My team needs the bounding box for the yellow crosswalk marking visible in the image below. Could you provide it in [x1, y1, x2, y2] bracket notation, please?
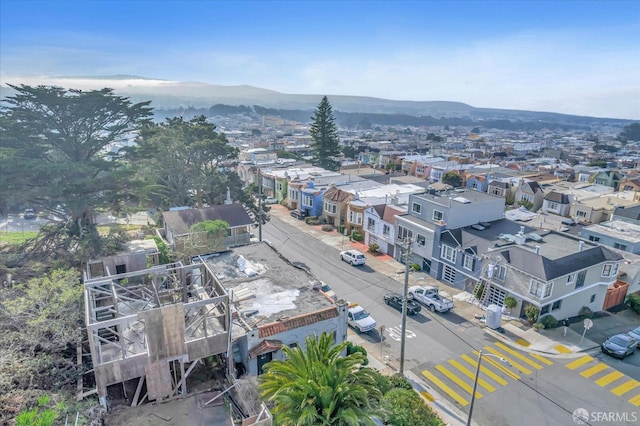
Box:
[595, 371, 624, 387]
[435, 365, 483, 399]
[421, 370, 469, 406]
[611, 379, 640, 396]
[448, 359, 497, 392]
[528, 352, 553, 366]
[554, 344, 572, 354]
[628, 393, 640, 407]
[473, 350, 520, 381]
[461, 354, 508, 386]
[494, 342, 543, 370]
[566, 355, 594, 370]
[420, 390, 435, 402]
[580, 363, 608, 378]
[483, 346, 533, 375]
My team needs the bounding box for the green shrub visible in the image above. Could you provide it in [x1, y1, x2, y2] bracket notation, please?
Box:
[578, 306, 594, 319]
[627, 293, 640, 314]
[525, 305, 540, 324]
[368, 242, 380, 253]
[533, 323, 545, 331]
[504, 296, 517, 313]
[345, 341, 369, 366]
[540, 314, 558, 329]
[474, 283, 485, 301]
[321, 224, 334, 232]
[351, 231, 363, 242]
[410, 263, 421, 271]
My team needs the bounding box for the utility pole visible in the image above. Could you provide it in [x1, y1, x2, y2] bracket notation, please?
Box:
[399, 237, 412, 375]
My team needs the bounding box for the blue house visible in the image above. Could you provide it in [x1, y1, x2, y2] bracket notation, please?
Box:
[300, 181, 326, 218]
[465, 174, 489, 192]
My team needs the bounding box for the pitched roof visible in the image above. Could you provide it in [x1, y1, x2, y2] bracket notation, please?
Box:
[249, 339, 283, 358]
[162, 204, 254, 235]
[544, 191, 571, 203]
[502, 245, 623, 280]
[258, 306, 339, 338]
[489, 180, 510, 189]
[323, 186, 353, 203]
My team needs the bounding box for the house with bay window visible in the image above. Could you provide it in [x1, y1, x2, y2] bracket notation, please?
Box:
[364, 203, 407, 257]
[477, 234, 624, 320]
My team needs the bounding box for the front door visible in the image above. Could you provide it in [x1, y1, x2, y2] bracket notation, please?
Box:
[423, 258, 431, 273]
[257, 352, 273, 375]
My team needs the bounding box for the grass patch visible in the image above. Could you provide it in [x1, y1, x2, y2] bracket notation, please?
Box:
[0, 231, 38, 245]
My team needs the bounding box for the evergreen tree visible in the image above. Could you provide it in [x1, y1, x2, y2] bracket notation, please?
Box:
[310, 96, 340, 171]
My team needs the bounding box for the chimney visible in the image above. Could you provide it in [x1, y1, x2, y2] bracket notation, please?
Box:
[535, 245, 540, 254]
[224, 187, 232, 205]
[578, 241, 584, 252]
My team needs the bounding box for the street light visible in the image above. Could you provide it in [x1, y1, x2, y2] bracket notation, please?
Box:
[467, 350, 512, 426]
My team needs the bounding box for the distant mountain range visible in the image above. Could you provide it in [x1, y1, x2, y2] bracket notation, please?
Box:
[0, 75, 633, 128]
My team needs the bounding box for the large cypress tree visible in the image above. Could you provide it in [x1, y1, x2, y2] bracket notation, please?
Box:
[310, 96, 340, 171]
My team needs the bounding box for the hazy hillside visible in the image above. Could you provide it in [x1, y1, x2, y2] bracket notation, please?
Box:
[0, 75, 633, 127]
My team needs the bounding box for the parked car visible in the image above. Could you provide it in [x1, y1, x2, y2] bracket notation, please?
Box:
[384, 292, 421, 315]
[627, 326, 640, 347]
[347, 303, 377, 333]
[264, 197, 279, 205]
[23, 208, 37, 219]
[340, 249, 366, 266]
[290, 209, 307, 220]
[408, 285, 454, 313]
[601, 334, 637, 359]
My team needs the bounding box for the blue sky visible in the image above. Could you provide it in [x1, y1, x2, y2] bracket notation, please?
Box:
[1, 0, 639, 119]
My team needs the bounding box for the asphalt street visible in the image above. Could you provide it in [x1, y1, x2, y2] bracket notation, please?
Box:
[263, 216, 640, 426]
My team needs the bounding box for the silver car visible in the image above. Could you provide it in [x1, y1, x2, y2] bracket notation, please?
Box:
[628, 326, 640, 347]
[601, 334, 637, 359]
[340, 249, 366, 266]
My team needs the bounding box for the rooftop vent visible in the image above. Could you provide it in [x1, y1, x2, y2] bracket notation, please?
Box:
[471, 224, 486, 231]
[453, 197, 471, 204]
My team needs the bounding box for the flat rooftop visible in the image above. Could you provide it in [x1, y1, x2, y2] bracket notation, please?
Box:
[413, 188, 504, 207]
[584, 220, 640, 243]
[204, 242, 335, 336]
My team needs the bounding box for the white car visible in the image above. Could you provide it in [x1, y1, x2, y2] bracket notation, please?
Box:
[340, 249, 366, 266]
[628, 326, 640, 347]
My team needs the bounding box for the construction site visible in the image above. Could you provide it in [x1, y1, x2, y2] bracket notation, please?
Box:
[80, 242, 272, 426]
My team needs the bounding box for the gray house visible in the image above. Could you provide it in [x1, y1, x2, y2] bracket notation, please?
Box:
[542, 191, 572, 217]
[580, 221, 640, 254]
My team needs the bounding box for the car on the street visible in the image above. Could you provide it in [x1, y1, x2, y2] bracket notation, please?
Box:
[290, 209, 307, 220]
[340, 249, 366, 266]
[601, 334, 637, 359]
[23, 209, 37, 219]
[408, 285, 454, 313]
[627, 326, 640, 347]
[263, 197, 279, 205]
[383, 292, 422, 315]
[347, 303, 377, 333]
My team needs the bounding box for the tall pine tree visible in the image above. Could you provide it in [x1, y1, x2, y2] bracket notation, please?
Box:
[310, 96, 340, 171]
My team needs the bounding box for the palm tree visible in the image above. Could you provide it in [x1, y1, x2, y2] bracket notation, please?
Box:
[259, 332, 381, 425]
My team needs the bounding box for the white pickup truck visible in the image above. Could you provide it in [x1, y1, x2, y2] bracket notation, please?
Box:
[347, 304, 377, 333]
[408, 285, 454, 313]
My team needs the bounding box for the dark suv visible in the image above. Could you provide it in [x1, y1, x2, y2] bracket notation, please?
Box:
[23, 209, 37, 219]
[290, 209, 307, 220]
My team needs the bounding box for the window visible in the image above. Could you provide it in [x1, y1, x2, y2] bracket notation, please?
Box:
[529, 280, 544, 297]
[412, 202, 422, 214]
[383, 224, 390, 237]
[602, 263, 619, 277]
[416, 234, 426, 246]
[441, 245, 457, 263]
[397, 226, 413, 241]
[302, 195, 313, 207]
[521, 194, 533, 202]
[324, 201, 337, 214]
[463, 255, 474, 271]
[349, 210, 362, 225]
[433, 210, 444, 222]
[367, 218, 376, 232]
[588, 235, 600, 242]
[289, 189, 298, 200]
[494, 265, 507, 282]
[590, 294, 596, 303]
[567, 274, 575, 285]
[547, 202, 558, 210]
[613, 242, 627, 251]
[529, 279, 552, 299]
[443, 265, 456, 284]
[575, 270, 586, 289]
[552, 300, 562, 311]
[540, 305, 550, 315]
[576, 210, 587, 218]
[276, 182, 283, 191]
